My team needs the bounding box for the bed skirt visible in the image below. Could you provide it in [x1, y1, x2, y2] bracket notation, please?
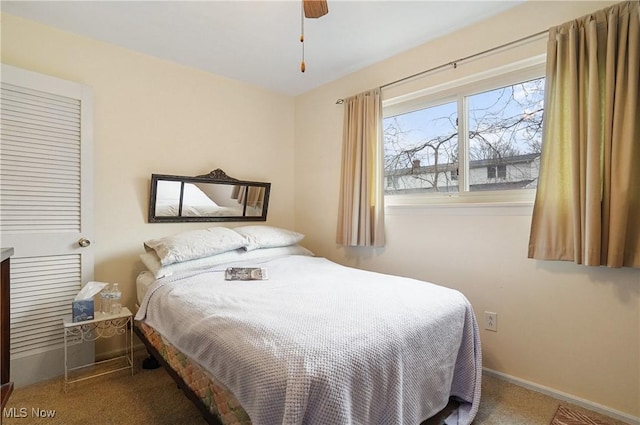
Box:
[135, 321, 252, 425]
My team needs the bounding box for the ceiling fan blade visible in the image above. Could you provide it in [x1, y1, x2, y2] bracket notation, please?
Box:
[303, 0, 328, 19]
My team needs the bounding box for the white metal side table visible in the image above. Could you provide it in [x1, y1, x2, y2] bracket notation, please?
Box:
[62, 307, 134, 391]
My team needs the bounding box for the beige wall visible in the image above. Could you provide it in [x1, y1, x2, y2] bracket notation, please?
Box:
[295, 0, 639, 420]
[1, 13, 295, 353]
[1, 1, 639, 420]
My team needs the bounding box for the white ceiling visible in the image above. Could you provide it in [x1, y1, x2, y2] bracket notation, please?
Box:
[1, 1, 524, 96]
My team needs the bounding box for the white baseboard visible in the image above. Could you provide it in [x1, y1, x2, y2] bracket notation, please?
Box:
[483, 368, 640, 425]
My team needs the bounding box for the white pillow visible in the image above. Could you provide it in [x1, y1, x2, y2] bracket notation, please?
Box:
[140, 245, 314, 279]
[233, 225, 305, 251]
[144, 226, 247, 266]
[183, 183, 218, 207]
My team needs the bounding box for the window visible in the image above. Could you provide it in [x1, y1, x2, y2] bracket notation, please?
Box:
[384, 100, 458, 194]
[383, 61, 545, 203]
[486, 165, 507, 179]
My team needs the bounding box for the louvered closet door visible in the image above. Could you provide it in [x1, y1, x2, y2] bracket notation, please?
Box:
[0, 64, 93, 386]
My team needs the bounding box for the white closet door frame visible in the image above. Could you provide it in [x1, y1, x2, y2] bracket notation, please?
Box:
[1, 64, 94, 386]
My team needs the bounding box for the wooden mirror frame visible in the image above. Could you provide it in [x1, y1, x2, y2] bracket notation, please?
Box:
[148, 169, 271, 223]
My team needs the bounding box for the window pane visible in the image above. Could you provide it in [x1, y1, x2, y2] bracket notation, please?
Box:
[467, 77, 544, 191]
[383, 101, 458, 195]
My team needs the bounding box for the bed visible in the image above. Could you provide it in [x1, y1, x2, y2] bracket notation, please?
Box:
[154, 181, 245, 217]
[134, 225, 482, 425]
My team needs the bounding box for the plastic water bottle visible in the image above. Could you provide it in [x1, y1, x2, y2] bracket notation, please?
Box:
[100, 284, 112, 314]
[111, 283, 122, 314]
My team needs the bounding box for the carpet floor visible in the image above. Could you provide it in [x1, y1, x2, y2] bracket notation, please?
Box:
[3, 356, 630, 425]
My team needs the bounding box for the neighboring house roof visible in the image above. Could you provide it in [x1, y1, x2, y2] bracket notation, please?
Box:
[468, 153, 540, 168]
[386, 153, 540, 177]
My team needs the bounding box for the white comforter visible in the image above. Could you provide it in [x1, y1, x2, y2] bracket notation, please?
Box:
[155, 202, 242, 217]
[136, 255, 481, 425]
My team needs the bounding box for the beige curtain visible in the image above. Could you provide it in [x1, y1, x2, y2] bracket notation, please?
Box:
[528, 1, 640, 267]
[231, 185, 264, 208]
[336, 88, 385, 247]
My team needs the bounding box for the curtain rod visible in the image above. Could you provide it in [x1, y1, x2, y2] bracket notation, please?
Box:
[335, 29, 549, 104]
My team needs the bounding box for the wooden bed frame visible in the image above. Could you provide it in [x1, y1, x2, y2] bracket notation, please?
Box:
[133, 323, 224, 425]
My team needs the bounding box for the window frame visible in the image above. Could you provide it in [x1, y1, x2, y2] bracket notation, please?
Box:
[383, 55, 546, 207]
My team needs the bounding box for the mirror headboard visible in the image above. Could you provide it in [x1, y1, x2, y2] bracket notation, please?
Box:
[148, 169, 271, 223]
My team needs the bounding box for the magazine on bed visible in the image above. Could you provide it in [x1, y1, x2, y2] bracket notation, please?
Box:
[225, 267, 269, 281]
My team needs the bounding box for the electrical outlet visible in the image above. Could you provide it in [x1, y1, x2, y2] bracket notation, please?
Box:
[484, 311, 498, 332]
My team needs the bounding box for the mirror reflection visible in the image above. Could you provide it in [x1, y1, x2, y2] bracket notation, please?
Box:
[148, 170, 270, 223]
